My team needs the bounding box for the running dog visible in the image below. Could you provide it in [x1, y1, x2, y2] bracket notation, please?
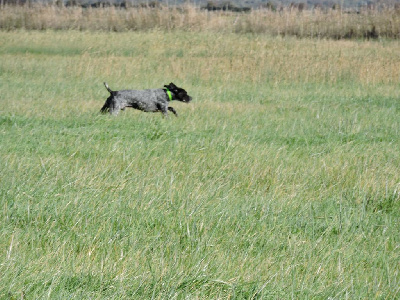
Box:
[100, 82, 192, 117]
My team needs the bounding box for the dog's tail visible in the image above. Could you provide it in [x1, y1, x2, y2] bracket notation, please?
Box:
[104, 82, 113, 94]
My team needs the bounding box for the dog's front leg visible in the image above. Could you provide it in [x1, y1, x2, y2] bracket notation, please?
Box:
[156, 103, 170, 117]
[168, 107, 178, 117]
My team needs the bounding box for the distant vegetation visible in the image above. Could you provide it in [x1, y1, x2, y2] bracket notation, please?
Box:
[1, 2, 400, 40]
[2, 0, 400, 10]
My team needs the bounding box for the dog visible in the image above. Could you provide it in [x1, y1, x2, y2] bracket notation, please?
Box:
[100, 82, 192, 117]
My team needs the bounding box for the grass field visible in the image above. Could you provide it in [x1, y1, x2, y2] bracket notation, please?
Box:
[1, 30, 400, 298]
[1, 4, 400, 39]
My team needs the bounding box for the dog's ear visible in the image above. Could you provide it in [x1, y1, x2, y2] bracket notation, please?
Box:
[169, 82, 177, 89]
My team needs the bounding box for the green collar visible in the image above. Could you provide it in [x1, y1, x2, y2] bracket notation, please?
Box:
[165, 88, 173, 101]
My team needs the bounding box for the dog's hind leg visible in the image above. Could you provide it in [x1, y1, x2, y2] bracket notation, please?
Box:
[100, 95, 113, 113]
[109, 103, 121, 116]
[100, 103, 109, 113]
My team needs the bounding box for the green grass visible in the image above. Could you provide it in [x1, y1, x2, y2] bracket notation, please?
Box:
[1, 30, 400, 299]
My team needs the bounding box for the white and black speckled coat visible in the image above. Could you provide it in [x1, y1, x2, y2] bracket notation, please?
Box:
[100, 82, 192, 117]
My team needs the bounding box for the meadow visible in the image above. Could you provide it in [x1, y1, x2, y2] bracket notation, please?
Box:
[1, 4, 400, 39]
[1, 27, 400, 298]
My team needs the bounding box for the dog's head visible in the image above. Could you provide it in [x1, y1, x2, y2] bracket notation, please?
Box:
[164, 83, 192, 103]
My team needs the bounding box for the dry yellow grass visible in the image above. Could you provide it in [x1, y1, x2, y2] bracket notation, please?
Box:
[1, 4, 400, 39]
